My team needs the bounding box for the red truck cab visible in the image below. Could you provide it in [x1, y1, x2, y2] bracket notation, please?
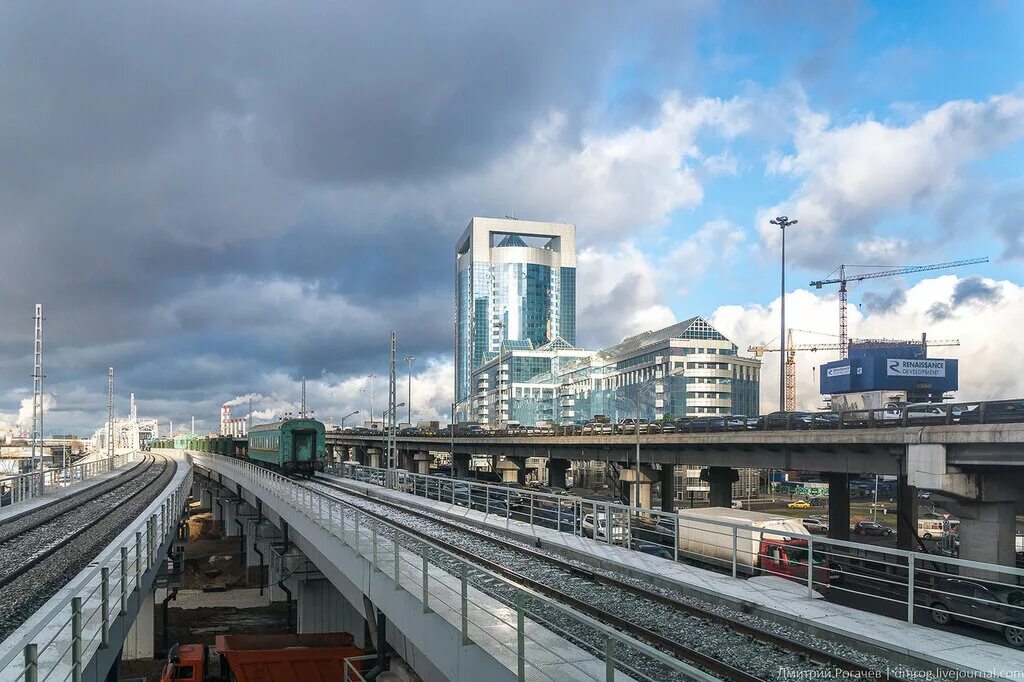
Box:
[761, 538, 832, 587]
[160, 643, 207, 682]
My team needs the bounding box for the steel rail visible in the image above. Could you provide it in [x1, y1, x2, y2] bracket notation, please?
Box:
[309, 477, 890, 682]
[0, 455, 169, 592]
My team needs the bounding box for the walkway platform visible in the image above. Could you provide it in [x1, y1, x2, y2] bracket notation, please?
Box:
[0, 452, 144, 525]
[321, 472, 1024, 680]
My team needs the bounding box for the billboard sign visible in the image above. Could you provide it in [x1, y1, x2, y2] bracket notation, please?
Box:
[826, 365, 851, 378]
[886, 359, 945, 377]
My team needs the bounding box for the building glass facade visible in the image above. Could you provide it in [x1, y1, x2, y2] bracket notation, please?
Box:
[456, 218, 577, 408]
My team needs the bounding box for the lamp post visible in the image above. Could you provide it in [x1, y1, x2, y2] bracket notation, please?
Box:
[404, 356, 415, 426]
[341, 410, 358, 429]
[770, 216, 797, 412]
[615, 369, 682, 510]
[367, 373, 376, 426]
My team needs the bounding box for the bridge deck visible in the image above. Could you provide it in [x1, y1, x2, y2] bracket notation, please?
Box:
[320, 471, 1024, 679]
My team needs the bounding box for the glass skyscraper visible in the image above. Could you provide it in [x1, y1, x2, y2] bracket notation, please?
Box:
[455, 218, 577, 408]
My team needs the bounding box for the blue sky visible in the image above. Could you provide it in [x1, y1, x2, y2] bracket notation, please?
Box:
[0, 1, 1021, 435]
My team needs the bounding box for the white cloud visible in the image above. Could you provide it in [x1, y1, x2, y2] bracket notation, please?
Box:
[576, 244, 675, 348]
[711, 275, 1024, 411]
[758, 93, 1024, 263]
[855, 236, 910, 261]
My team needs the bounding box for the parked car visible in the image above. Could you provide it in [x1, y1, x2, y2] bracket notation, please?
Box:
[802, 518, 829, 535]
[928, 578, 1024, 647]
[726, 415, 750, 430]
[758, 411, 815, 430]
[690, 416, 726, 432]
[787, 500, 811, 509]
[631, 539, 674, 559]
[617, 418, 651, 434]
[959, 400, 1024, 424]
[854, 521, 894, 536]
[581, 512, 627, 544]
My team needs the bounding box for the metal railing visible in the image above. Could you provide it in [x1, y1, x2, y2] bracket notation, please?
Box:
[0, 457, 191, 682]
[193, 453, 714, 681]
[0, 451, 140, 509]
[328, 462, 1024, 651]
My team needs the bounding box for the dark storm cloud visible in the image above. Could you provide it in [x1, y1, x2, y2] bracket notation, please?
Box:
[860, 289, 906, 315]
[990, 184, 1024, 259]
[0, 2, 720, 433]
[951, 276, 1001, 307]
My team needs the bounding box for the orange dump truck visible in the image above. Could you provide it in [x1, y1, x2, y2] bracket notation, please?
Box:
[160, 633, 365, 682]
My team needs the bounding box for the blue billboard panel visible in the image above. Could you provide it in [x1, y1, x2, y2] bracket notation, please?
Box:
[821, 353, 958, 394]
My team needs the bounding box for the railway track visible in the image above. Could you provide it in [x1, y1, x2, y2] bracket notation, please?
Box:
[308, 476, 926, 682]
[0, 454, 176, 642]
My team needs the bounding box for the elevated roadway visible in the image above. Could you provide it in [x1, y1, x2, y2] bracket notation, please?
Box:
[327, 422, 1024, 567]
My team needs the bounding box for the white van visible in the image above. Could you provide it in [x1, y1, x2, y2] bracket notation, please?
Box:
[918, 517, 958, 540]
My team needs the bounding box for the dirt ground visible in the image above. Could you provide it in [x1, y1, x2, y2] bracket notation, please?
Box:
[117, 512, 290, 681]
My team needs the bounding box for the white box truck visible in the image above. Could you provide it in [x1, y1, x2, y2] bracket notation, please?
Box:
[675, 507, 832, 587]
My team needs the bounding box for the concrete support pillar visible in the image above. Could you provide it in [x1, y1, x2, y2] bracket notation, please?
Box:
[619, 466, 657, 509]
[123, 589, 155, 660]
[659, 465, 676, 513]
[495, 458, 521, 483]
[825, 472, 851, 542]
[453, 453, 470, 479]
[626, 482, 652, 510]
[367, 448, 382, 469]
[701, 466, 739, 508]
[222, 499, 239, 537]
[896, 474, 919, 552]
[354, 447, 367, 466]
[403, 451, 417, 473]
[325, 443, 335, 464]
[297, 578, 365, 645]
[414, 452, 431, 475]
[958, 500, 1018, 568]
[548, 458, 568, 489]
[507, 456, 524, 483]
[199, 487, 213, 511]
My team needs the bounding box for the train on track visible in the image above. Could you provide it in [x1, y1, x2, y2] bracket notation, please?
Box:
[151, 418, 326, 477]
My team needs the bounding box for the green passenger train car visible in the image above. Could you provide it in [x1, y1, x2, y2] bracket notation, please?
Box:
[247, 419, 326, 477]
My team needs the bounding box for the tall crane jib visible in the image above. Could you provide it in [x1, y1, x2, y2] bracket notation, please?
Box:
[809, 257, 988, 359]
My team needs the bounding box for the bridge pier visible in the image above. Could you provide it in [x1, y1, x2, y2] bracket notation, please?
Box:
[958, 500, 1019, 567]
[825, 472, 851, 542]
[367, 448, 382, 469]
[896, 474, 919, 552]
[659, 465, 675, 513]
[547, 458, 568, 489]
[247, 518, 280, 587]
[354, 446, 368, 466]
[619, 466, 657, 509]
[414, 452, 431, 475]
[495, 457, 527, 484]
[453, 453, 470, 479]
[701, 466, 738, 508]
[122, 588, 155, 660]
[907, 442, 1024, 566]
[297, 578, 366, 644]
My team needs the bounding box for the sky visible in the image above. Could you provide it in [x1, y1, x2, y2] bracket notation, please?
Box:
[0, 1, 1022, 437]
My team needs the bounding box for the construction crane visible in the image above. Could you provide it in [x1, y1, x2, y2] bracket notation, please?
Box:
[748, 330, 959, 411]
[809, 258, 988, 358]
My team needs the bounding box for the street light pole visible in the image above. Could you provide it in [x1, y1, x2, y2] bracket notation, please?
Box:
[404, 356, 415, 426]
[770, 216, 797, 412]
[341, 410, 358, 429]
[367, 373, 376, 427]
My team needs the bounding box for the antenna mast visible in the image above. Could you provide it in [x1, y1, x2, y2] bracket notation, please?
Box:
[31, 304, 45, 478]
[301, 377, 307, 418]
[387, 331, 397, 469]
[107, 367, 114, 458]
